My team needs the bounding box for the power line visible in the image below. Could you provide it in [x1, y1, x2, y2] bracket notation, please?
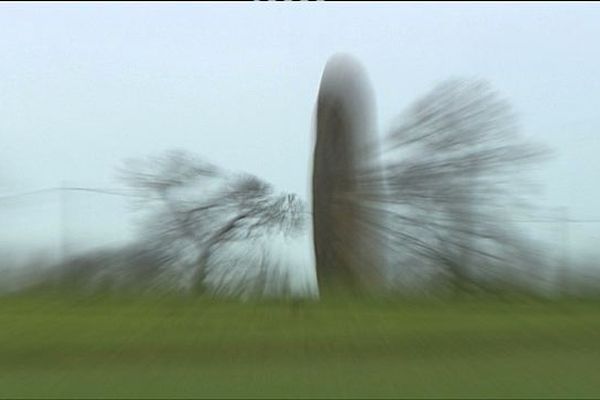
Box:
[0, 186, 138, 202]
[510, 219, 600, 223]
[2, 186, 600, 223]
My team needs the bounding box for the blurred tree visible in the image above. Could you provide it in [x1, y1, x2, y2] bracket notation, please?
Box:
[359, 79, 550, 294]
[118, 150, 317, 298]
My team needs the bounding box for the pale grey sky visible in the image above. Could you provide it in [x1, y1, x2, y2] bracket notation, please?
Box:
[1, 2, 599, 260]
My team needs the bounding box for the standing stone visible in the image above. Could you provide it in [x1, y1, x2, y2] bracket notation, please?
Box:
[312, 54, 384, 293]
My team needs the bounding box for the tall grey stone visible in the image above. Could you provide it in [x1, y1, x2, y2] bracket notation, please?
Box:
[312, 54, 384, 292]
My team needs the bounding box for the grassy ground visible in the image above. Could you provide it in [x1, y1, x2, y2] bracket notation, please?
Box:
[1, 292, 599, 398]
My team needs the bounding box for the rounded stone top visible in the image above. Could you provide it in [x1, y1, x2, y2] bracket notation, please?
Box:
[315, 53, 376, 151]
[318, 53, 373, 106]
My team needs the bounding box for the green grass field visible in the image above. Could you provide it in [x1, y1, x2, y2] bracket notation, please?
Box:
[1, 292, 599, 398]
